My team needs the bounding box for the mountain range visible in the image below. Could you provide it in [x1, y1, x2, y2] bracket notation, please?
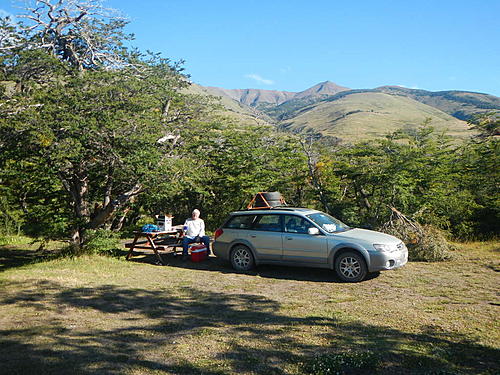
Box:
[191, 81, 500, 143]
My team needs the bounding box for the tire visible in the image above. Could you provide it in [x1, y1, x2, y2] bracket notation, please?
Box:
[262, 192, 282, 200]
[334, 251, 367, 282]
[230, 245, 255, 271]
[262, 192, 283, 207]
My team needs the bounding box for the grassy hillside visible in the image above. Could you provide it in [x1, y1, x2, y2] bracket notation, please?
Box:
[265, 87, 500, 123]
[0, 239, 498, 374]
[278, 92, 472, 142]
[181, 83, 274, 126]
[376, 86, 500, 120]
[187, 81, 498, 143]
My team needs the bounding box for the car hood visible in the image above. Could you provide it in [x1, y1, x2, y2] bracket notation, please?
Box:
[332, 228, 401, 244]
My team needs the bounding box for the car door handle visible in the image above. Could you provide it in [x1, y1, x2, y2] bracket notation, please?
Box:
[250, 235, 257, 238]
[285, 237, 293, 240]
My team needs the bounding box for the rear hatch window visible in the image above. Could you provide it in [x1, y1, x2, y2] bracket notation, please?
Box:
[224, 215, 256, 229]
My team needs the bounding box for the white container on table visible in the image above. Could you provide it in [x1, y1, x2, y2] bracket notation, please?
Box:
[156, 215, 173, 231]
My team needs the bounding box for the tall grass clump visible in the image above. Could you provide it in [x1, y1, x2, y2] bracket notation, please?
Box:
[0, 234, 33, 246]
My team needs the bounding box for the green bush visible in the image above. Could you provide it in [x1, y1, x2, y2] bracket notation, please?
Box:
[82, 229, 121, 256]
[301, 350, 380, 375]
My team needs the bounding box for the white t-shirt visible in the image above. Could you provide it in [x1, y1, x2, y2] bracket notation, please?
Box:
[184, 218, 205, 238]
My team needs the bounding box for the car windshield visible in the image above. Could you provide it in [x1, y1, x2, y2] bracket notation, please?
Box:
[306, 212, 350, 233]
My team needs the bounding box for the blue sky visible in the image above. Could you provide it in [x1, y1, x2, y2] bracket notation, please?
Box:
[1, 0, 499, 95]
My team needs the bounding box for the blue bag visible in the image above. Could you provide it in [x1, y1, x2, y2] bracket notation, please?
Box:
[142, 224, 160, 233]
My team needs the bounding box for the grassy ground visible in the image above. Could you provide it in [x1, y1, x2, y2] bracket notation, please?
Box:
[0, 239, 498, 375]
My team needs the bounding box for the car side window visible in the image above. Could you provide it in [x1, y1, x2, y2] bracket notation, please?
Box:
[252, 214, 282, 232]
[284, 215, 313, 234]
[225, 215, 256, 229]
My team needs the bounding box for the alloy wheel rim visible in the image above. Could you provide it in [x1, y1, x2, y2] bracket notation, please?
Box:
[234, 249, 250, 268]
[340, 257, 361, 278]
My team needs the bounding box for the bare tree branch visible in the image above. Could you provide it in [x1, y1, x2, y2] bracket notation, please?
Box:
[2, 0, 133, 71]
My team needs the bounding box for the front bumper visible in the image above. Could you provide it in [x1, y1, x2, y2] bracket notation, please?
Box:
[367, 248, 408, 272]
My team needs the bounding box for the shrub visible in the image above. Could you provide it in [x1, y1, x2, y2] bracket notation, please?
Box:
[378, 207, 454, 262]
[301, 350, 380, 375]
[82, 229, 121, 256]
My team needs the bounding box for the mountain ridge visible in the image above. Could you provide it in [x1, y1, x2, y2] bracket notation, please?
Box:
[196, 80, 500, 143]
[205, 80, 349, 107]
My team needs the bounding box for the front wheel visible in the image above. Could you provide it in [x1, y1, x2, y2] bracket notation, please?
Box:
[334, 251, 367, 282]
[230, 245, 255, 271]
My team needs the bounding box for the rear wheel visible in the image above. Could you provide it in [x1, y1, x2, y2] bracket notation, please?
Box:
[334, 251, 367, 282]
[230, 245, 255, 271]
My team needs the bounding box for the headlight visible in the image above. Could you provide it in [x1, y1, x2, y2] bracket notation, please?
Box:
[373, 243, 396, 252]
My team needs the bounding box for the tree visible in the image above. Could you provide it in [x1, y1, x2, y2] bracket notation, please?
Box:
[0, 0, 191, 248]
[0, 0, 133, 71]
[138, 119, 309, 228]
[468, 112, 500, 139]
[458, 113, 500, 236]
[315, 121, 479, 236]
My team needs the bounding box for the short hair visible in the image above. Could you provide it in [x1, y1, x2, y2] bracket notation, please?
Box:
[192, 209, 200, 215]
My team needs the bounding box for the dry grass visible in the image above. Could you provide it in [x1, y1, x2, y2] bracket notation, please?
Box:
[0, 239, 498, 374]
[280, 92, 472, 143]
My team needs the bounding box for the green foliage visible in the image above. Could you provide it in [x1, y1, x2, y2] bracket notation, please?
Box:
[0, 5, 191, 247]
[301, 350, 381, 375]
[118, 214, 155, 238]
[313, 120, 498, 240]
[458, 113, 500, 237]
[0, 195, 24, 236]
[139, 119, 308, 228]
[81, 229, 121, 256]
[468, 112, 499, 138]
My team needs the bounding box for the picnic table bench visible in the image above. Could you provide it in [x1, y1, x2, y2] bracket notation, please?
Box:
[125, 226, 184, 265]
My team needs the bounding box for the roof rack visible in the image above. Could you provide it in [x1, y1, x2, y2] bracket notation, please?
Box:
[247, 192, 287, 210]
[243, 206, 288, 211]
[240, 206, 310, 212]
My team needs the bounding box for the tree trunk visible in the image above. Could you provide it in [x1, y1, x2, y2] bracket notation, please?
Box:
[89, 183, 143, 230]
[58, 169, 89, 249]
[70, 227, 83, 250]
[300, 137, 332, 213]
[112, 206, 132, 232]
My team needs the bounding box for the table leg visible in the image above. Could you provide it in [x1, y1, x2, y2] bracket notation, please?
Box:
[126, 234, 140, 260]
[146, 235, 165, 265]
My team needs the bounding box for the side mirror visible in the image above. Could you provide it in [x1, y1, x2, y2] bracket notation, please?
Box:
[308, 227, 320, 235]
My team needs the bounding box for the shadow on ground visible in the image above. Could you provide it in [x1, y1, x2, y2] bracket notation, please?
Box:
[0, 247, 57, 272]
[0, 279, 498, 374]
[126, 250, 380, 283]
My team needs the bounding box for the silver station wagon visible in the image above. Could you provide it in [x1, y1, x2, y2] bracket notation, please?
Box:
[213, 208, 408, 282]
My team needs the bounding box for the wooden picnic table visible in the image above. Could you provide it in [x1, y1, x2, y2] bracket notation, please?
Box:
[125, 226, 183, 265]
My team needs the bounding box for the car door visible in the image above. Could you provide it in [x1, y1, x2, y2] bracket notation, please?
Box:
[282, 215, 328, 264]
[246, 214, 283, 261]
